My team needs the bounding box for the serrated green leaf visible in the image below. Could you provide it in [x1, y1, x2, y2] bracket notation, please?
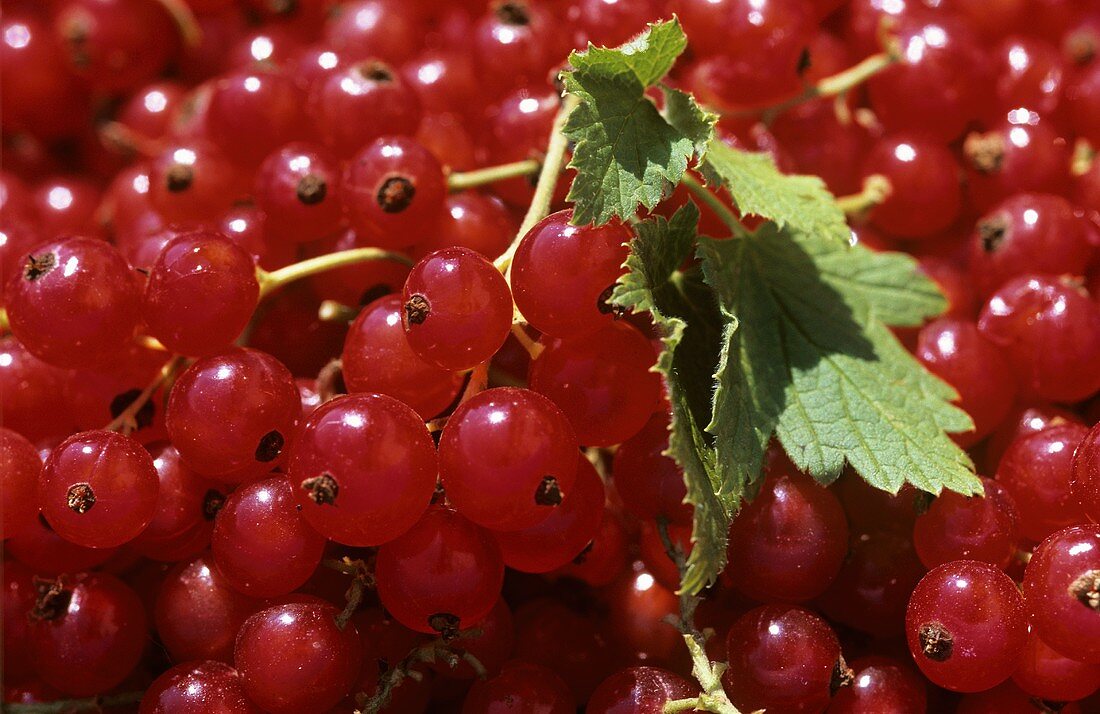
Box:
[700, 140, 850, 244]
[661, 86, 718, 160]
[698, 222, 981, 496]
[611, 203, 733, 593]
[562, 19, 716, 225]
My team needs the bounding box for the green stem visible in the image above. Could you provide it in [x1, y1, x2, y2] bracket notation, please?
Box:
[752, 51, 899, 123]
[494, 93, 580, 274]
[835, 174, 892, 217]
[103, 354, 186, 433]
[152, 0, 203, 47]
[446, 159, 542, 191]
[3, 691, 145, 713]
[257, 248, 414, 299]
[682, 174, 747, 239]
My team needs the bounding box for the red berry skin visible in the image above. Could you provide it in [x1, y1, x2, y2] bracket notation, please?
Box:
[530, 322, 661, 447]
[861, 136, 962, 239]
[554, 505, 632, 588]
[341, 136, 446, 250]
[30, 176, 102, 239]
[139, 660, 260, 714]
[1023, 524, 1100, 664]
[913, 477, 1020, 570]
[612, 412, 691, 525]
[968, 193, 1095, 298]
[287, 393, 438, 547]
[586, 666, 698, 714]
[1073, 422, 1100, 523]
[309, 60, 422, 158]
[827, 656, 928, 714]
[462, 660, 576, 714]
[0, 427, 42, 540]
[984, 404, 1084, 474]
[511, 210, 633, 338]
[5, 237, 140, 370]
[472, 3, 558, 97]
[38, 430, 159, 549]
[1065, 62, 1100, 146]
[166, 348, 301, 480]
[723, 605, 842, 714]
[150, 142, 245, 223]
[131, 442, 221, 560]
[254, 143, 343, 245]
[1011, 630, 1100, 702]
[3, 560, 37, 683]
[431, 597, 515, 681]
[142, 231, 259, 357]
[978, 275, 1100, 403]
[28, 572, 147, 697]
[440, 387, 579, 532]
[402, 247, 513, 372]
[725, 470, 849, 603]
[375, 506, 504, 634]
[964, 120, 1072, 213]
[416, 192, 518, 260]
[211, 476, 326, 597]
[154, 552, 260, 664]
[996, 423, 1089, 542]
[235, 601, 363, 714]
[957, 679, 1084, 714]
[494, 455, 604, 573]
[205, 69, 309, 169]
[6, 514, 117, 576]
[341, 295, 464, 418]
[905, 560, 1027, 693]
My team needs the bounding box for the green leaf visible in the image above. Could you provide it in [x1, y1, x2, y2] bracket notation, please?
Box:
[562, 19, 717, 226]
[698, 222, 981, 497]
[700, 140, 850, 244]
[611, 203, 733, 594]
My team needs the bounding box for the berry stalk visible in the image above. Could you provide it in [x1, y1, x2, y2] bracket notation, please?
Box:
[257, 248, 415, 299]
[757, 49, 900, 123]
[103, 354, 186, 433]
[835, 174, 892, 218]
[682, 173, 749, 238]
[447, 159, 542, 191]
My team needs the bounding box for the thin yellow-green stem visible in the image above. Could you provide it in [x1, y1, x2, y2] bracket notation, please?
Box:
[835, 174, 892, 217]
[447, 159, 541, 191]
[257, 248, 414, 300]
[103, 355, 186, 433]
[682, 174, 748, 239]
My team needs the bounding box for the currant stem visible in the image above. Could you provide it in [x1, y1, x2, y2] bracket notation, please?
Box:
[98, 121, 164, 158]
[494, 93, 580, 274]
[755, 50, 899, 123]
[509, 323, 544, 360]
[152, 0, 203, 48]
[835, 174, 892, 218]
[318, 300, 360, 323]
[0, 307, 9, 334]
[682, 174, 748, 239]
[2, 691, 145, 713]
[257, 248, 414, 300]
[103, 354, 186, 433]
[446, 159, 542, 192]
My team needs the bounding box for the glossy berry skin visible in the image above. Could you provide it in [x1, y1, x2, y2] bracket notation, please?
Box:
[154, 552, 260, 664]
[985, 404, 1084, 473]
[142, 231, 259, 356]
[494, 456, 604, 573]
[342, 136, 446, 249]
[5, 237, 140, 369]
[472, 2, 558, 96]
[0, 336, 74, 443]
[462, 660, 576, 714]
[968, 194, 1094, 298]
[440, 387, 579, 532]
[1065, 62, 1100, 146]
[28, 572, 147, 697]
[723, 605, 843, 714]
[0, 427, 42, 540]
[38, 430, 158, 549]
[587, 666, 698, 714]
[1011, 630, 1100, 702]
[726, 471, 849, 603]
[117, 81, 185, 142]
[905, 560, 1027, 692]
[530, 322, 661, 447]
[133, 443, 222, 561]
[211, 476, 325, 597]
[978, 276, 1100, 403]
[6, 515, 117, 576]
[996, 423, 1089, 542]
[140, 661, 260, 714]
[1023, 525, 1100, 664]
[235, 601, 362, 714]
[964, 120, 1072, 212]
[375, 506, 504, 634]
[912, 478, 1019, 570]
[613, 412, 691, 525]
[2, 560, 36, 683]
[402, 247, 513, 372]
[254, 143, 343, 245]
[862, 136, 962, 239]
[166, 348, 301, 480]
[1073, 422, 1100, 523]
[342, 295, 464, 418]
[827, 656, 927, 714]
[511, 210, 633, 338]
[556, 506, 631, 588]
[150, 142, 243, 223]
[310, 60, 422, 157]
[205, 69, 308, 168]
[417, 192, 517, 260]
[287, 393, 437, 546]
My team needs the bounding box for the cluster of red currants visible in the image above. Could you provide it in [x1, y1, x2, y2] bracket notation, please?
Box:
[2, 0, 1100, 712]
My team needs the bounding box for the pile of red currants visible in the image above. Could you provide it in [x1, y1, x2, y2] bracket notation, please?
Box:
[2, 0, 1100, 712]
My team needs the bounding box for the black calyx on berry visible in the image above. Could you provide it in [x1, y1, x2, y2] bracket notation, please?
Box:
[918, 621, 954, 661]
[31, 576, 72, 621]
[24, 252, 57, 281]
[963, 130, 1006, 174]
[428, 612, 461, 641]
[496, 1, 531, 26]
[830, 654, 854, 695]
[296, 174, 328, 206]
[355, 59, 395, 84]
[404, 294, 430, 326]
[166, 163, 195, 193]
[1070, 570, 1100, 611]
[301, 473, 340, 506]
[66, 482, 96, 514]
[978, 215, 1009, 253]
[255, 430, 285, 462]
[535, 475, 563, 507]
[203, 489, 227, 520]
[377, 176, 416, 213]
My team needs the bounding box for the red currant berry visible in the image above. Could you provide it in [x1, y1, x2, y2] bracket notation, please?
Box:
[0, 427, 42, 540]
[1023, 524, 1100, 664]
[309, 60, 422, 158]
[862, 136, 963, 239]
[254, 142, 344, 245]
[828, 656, 928, 714]
[996, 423, 1089, 542]
[912, 477, 1020, 570]
[612, 412, 691, 525]
[462, 660, 576, 713]
[587, 666, 697, 714]
[1011, 630, 1100, 702]
[139, 660, 260, 714]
